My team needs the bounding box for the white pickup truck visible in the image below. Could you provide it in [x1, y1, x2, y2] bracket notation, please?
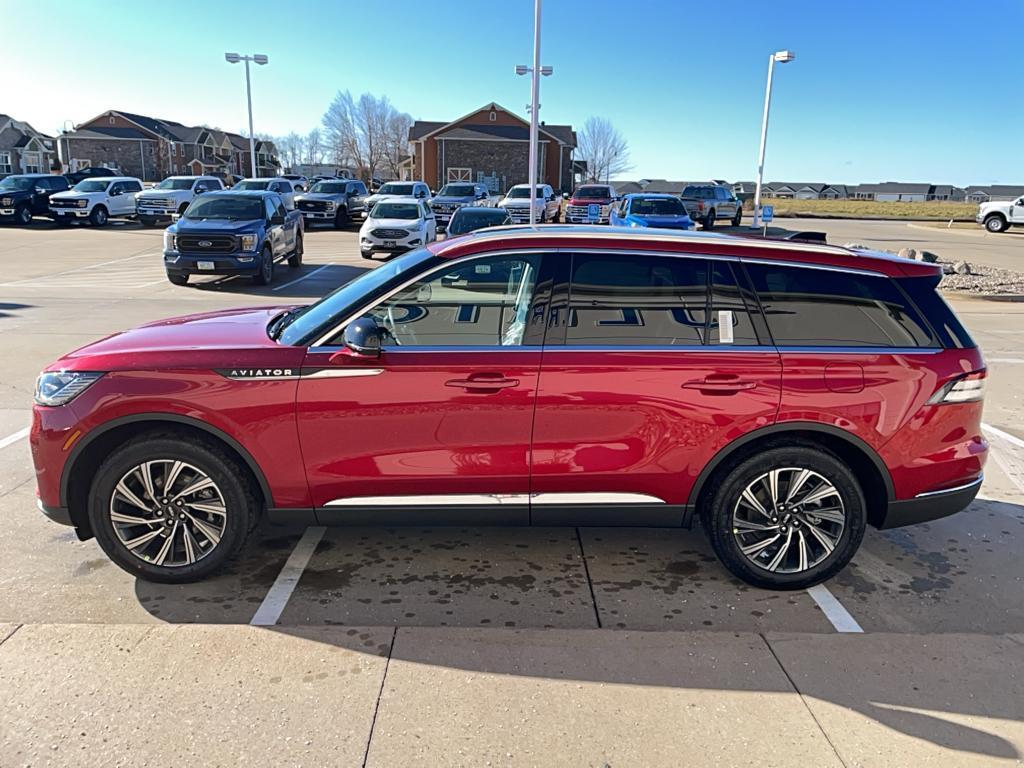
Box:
[977, 196, 1024, 233]
[49, 177, 145, 227]
[135, 176, 225, 226]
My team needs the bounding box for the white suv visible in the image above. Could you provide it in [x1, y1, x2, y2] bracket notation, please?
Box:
[359, 199, 437, 259]
[499, 183, 561, 223]
[363, 181, 431, 215]
[50, 177, 144, 227]
[135, 176, 224, 226]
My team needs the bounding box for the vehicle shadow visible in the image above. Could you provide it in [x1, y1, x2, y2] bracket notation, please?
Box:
[0, 302, 34, 319]
[187, 262, 371, 299]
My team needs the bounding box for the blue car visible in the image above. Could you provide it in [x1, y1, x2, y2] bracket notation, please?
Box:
[609, 193, 695, 230]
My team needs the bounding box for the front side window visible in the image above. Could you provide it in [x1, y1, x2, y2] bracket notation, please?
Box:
[74, 180, 110, 193]
[378, 183, 414, 196]
[156, 178, 194, 190]
[746, 263, 935, 347]
[360, 255, 541, 348]
[566, 254, 708, 346]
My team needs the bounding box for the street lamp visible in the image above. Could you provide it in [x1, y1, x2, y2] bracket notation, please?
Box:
[225, 52, 269, 178]
[515, 0, 553, 226]
[751, 49, 795, 229]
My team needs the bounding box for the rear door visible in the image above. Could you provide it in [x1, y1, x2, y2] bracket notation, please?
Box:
[531, 251, 782, 525]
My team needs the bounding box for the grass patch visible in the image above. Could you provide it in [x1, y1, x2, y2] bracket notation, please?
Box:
[763, 197, 976, 220]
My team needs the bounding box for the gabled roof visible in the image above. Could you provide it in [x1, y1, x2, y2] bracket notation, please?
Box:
[409, 102, 575, 147]
[985, 185, 1024, 196]
[409, 121, 446, 141]
[438, 125, 549, 142]
[0, 115, 53, 141]
[64, 126, 154, 140]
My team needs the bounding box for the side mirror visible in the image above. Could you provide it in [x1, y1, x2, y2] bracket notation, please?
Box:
[35, 187, 46, 195]
[170, 213, 181, 222]
[343, 317, 382, 357]
[562, 192, 569, 200]
[195, 187, 207, 194]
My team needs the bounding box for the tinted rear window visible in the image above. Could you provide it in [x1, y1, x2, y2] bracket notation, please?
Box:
[746, 263, 936, 348]
[897, 275, 974, 349]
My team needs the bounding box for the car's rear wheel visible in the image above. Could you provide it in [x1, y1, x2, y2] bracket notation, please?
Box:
[731, 207, 742, 227]
[701, 445, 866, 590]
[703, 209, 715, 230]
[334, 207, 350, 229]
[89, 206, 108, 227]
[985, 215, 1008, 233]
[87, 434, 259, 583]
[287, 234, 303, 268]
[15, 205, 33, 226]
[253, 246, 274, 285]
[167, 272, 189, 286]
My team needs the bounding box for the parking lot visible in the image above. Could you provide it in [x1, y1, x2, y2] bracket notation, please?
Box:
[1, 218, 1023, 766]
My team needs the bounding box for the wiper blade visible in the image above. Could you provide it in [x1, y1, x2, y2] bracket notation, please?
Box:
[268, 307, 305, 341]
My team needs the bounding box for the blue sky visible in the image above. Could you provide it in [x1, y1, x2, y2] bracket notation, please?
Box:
[6, 0, 1022, 184]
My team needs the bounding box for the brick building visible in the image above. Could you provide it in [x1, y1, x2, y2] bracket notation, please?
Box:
[408, 103, 576, 194]
[57, 110, 279, 182]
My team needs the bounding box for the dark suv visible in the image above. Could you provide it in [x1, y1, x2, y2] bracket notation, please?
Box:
[0, 174, 70, 225]
[31, 227, 986, 589]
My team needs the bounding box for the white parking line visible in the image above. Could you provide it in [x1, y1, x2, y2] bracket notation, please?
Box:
[806, 584, 864, 633]
[250, 526, 325, 626]
[0, 252, 159, 286]
[985, 358, 1024, 364]
[982, 423, 1024, 495]
[983, 422, 1024, 449]
[0, 427, 29, 450]
[272, 263, 335, 292]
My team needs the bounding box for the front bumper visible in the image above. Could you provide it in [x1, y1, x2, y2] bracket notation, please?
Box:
[566, 215, 610, 224]
[878, 475, 982, 529]
[360, 232, 423, 253]
[51, 208, 90, 218]
[165, 251, 260, 276]
[137, 207, 175, 219]
[300, 209, 336, 220]
[0, 208, 18, 218]
[975, 213, 985, 224]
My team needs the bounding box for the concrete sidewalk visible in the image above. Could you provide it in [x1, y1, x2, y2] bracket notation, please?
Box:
[0, 625, 1020, 768]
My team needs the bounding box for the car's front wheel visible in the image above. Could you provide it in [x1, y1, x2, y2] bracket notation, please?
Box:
[702, 445, 866, 590]
[253, 246, 274, 285]
[167, 272, 189, 286]
[15, 205, 33, 226]
[288, 234, 303, 268]
[731, 207, 742, 227]
[703, 209, 716, 230]
[89, 206, 108, 227]
[334, 207, 350, 229]
[88, 434, 259, 583]
[985, 215, 1008, 233]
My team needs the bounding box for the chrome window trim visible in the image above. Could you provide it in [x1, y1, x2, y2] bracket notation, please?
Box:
[774, 346, 942, 355]
[323, 492, 666, 507]
[308, 344, 940, 355]
[310, 248, 548, 348]
[302, 368, 384, 379]
[740, 256, 883, 277]
[914, 475, 983, 499]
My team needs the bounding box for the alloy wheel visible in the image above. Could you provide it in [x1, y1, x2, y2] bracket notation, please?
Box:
[731, 467, 845, 574]
[109, 459, 228, 567]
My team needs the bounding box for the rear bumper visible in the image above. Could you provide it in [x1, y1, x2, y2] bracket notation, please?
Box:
[877, 475, 982, 529]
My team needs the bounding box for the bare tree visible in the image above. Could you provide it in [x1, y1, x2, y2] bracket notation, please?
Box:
[305, 128, 324, 164]
[322, 90, 410, 181]
[576, 117, 631, 183]
[381, 108, 413, 179]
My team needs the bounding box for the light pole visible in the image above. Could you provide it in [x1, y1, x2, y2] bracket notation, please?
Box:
[515, 0, 553, 226]
[751, 49, 795, 228]
[225, 52, 269, 178]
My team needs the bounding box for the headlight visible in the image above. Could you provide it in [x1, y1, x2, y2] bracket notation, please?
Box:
[326, 201, 336, 210]
[1, 197, 11, 206]
[240, 234, 258, 251]
[77, 199, 88, 208]
[34, 371, 104, 407]
[163, 231, 177, 251]
[405, 225, 422, 233]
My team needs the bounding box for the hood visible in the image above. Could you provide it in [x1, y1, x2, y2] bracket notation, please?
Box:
[51, 190, 97, 200]
[569, 197, 612, 206]
[362, 217, 421, 229]
[627, 214, 693, 229]
[432, 195, 475, 204]
[500, 198, 538, 208]
[52, 306, 297, 372]
[296, 192, 344, 202]
[0, 189, 31, 201]
[173, 217, 265, 234]
[366, 193, 418, 204]
[138, 189, 187, 198]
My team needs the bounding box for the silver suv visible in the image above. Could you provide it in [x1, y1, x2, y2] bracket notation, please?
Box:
[679, 184, 743, 229]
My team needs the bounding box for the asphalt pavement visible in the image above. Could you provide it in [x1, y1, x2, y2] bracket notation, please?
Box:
[0, 217, 1022, 767]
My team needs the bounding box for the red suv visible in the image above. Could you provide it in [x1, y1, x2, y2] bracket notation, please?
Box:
[31, 227, 987, 589]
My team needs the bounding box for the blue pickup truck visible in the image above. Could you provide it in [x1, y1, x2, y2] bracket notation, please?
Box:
[163, 190, 304, 286]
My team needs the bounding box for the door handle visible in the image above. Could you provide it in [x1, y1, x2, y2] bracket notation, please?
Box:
[682, 376, 756, 394]
[445, 374, 519, 391]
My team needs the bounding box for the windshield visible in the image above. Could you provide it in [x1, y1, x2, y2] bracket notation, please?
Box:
[155, 178, 195, 190]
[505, 187, 541, 199]
[184, 195, 263, 220]
[439, 184, 476, 197]
[447, 208, 510, 235]
[371, 202, 420, 219]
[234, 180, 271, 191]
[630, 197, 687, 216]
[682, 186, 715, 198]
[377, 183, 414, 196]
[74, 180, 110, 192]
[574, 186, 611, 199]
[311, 182, 347, 194]
[0, 176, 35, 191]
[277, 247, 437, 346]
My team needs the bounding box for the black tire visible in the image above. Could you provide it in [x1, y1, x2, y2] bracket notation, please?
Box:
[361, 250, 373, 260]
[333, 207, 350, 229]
[15, 205, 33, 226]
[167, 272, 189, 286]
[701, 444, 866, 590]
[703, 209, 715, 230]
[287, 234, 303, 268]
[89, 205, 108, 227]
[731, 207, 742, 227]
[984, 215, 1008, 233]
[87, 433, 259, 583]
[139, 216, 158, 228]
[253, 246, 274, 285]
[178, 203, 189, 216]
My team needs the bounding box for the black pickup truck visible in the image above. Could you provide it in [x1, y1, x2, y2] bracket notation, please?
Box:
[0, 174, 70, 225]
[163, 190, 304, 286]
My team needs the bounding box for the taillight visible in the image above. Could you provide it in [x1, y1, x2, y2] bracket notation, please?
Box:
[928, 370, 986, 404]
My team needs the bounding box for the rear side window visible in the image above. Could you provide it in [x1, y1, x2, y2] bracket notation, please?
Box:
[709, 262, 759, 345]
[897, 275, 974, 349]
[566, 254, 708, 345]
[746, 263, 935, 348]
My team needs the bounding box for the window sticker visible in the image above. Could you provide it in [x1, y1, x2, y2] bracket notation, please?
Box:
[719, 310, 734, 344]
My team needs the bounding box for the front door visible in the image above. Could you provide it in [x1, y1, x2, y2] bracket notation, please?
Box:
[296, 251, 550, 524]
[530, 252, 782, 525]
[1012, 197, 1024, 224]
